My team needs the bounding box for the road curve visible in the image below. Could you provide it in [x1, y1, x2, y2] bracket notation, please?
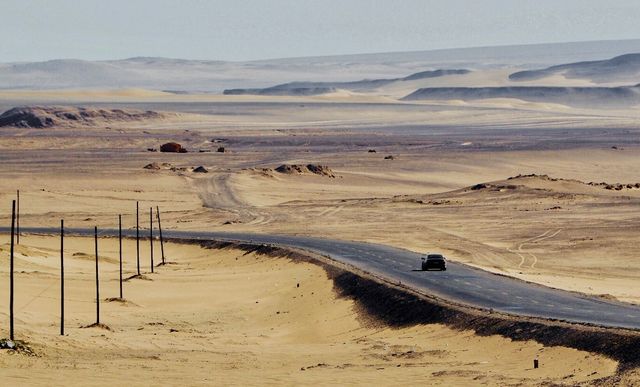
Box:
[6, 227, 640, 330]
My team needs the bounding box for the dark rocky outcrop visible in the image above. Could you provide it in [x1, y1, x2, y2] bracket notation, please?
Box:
[193, 166, 208, 173]
[305, 164, 334, 177]
[143, 162, 161, 170]
[160, 142, 187, 153]
[0, 107, 54, 128]
[0, 106, 163, 128]
[401, 69, 470, 81]
[274, 164, 335, 178]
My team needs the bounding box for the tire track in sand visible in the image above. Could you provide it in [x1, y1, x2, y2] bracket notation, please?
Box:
[510, 229, 562, 269]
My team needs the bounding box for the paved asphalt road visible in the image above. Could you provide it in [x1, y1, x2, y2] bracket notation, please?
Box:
[6, 227, 640, 330]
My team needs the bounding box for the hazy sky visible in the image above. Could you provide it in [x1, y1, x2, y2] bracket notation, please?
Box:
[2, 0, 640, 62]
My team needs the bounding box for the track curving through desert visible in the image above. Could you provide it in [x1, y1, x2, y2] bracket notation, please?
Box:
[6, 227, 640, 330]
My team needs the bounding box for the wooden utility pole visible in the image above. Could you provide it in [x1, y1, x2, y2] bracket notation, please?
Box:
[60, 219, 64, 336]
[9, 200, 15, 341]
[119, 214, 123, 299]
[149, 207, 154, 273]
[136, 201, 140, 276]
[156, 206, 165, 265]
[94, 226, 100, 325]
[15, 190, 19, 245]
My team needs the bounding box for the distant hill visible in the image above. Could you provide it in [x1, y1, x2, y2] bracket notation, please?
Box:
[509, 53, 640, 83]
[252, 39, 640, 68]
[223, 69, 470, 96]
[402, 85, 640, 107]
[224, 85, 338, 96]
[0, 57, 236, 91]
[2, 40, 640, 92]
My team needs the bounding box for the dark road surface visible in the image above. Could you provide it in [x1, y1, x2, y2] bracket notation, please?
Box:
[6, 227, 640, 330]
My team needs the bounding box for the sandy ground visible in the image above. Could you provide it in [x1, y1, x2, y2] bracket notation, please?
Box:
[0, 93, 640, 383]
[0, 235, 622, 385]
[1, 114, 639, 304]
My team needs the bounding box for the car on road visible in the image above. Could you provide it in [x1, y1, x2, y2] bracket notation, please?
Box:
[421, 254, 447, 271]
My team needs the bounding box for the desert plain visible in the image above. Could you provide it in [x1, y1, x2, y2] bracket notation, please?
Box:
[1, 42, 640, 385]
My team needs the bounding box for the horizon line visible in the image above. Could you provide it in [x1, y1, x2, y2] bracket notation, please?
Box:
[3, 38, 640, 65]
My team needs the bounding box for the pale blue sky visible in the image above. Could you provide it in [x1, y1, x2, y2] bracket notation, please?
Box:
[2, 0, 639, 62]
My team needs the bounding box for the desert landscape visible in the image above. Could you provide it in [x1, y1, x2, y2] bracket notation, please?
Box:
[2, 96, 640, 306]
[0, 234, 627, 386]
[2, 5, 640, 383]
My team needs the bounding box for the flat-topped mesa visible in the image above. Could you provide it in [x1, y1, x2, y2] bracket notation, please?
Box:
[0, 106, 164, 128]
[509, 53, 640, 83]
